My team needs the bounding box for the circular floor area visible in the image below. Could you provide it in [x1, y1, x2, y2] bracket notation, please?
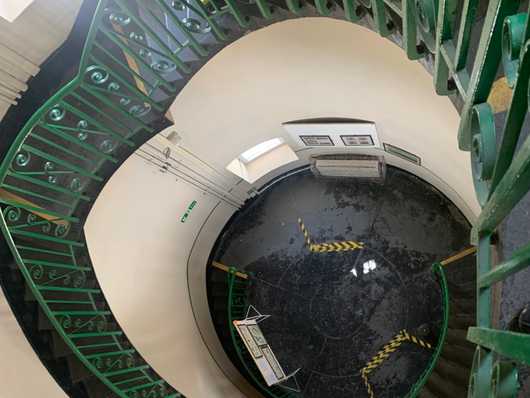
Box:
[210, 166, 471, 397]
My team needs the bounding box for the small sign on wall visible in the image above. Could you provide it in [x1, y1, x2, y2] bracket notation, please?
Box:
[282, 120, 381, 148]
[180, 200, 197, 223]
[341, 135, 374, 146]
[299, 135, 334, 146]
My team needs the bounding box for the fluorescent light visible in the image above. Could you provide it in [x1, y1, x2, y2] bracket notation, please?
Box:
[239, 137, 284, 163]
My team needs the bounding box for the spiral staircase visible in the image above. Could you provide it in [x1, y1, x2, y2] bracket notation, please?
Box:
[1, 0, 530, 397]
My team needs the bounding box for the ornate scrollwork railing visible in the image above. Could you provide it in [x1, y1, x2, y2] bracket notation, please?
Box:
[0, 0, 245, 396]
[3, 0, 530, 396]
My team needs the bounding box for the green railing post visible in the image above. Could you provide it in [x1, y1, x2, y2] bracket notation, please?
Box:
[3, 0, 530, 396]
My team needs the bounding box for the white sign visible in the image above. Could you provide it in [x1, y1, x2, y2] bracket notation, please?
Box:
[233, 318, 287, 386]
[283, 121, 381, 148]
[232, 306, 300, 391]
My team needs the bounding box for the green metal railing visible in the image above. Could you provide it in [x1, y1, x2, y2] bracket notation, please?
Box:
[465, 2, 530, 398]
[2, 0, 530, 396]
[0, 0, 237, 396]
[405, 263, 450, 398]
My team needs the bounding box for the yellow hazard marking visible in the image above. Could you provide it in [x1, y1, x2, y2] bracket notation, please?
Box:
[297, 217, 364, 253]
[310, 241, 364, 252]
[211, 261, 249, 279]
[440, 246, 477, 266]
[487, 76, 512, 114]
[0, 188, 68, 227]
[297, 218, 313, 248]
[110, 23, 149, 96]
[361, 330, 432, 398]
[362, 371, 374, 398]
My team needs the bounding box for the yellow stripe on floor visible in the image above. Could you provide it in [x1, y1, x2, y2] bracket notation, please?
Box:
[297, 217, 364, 253]
[360, 330, 432, 397]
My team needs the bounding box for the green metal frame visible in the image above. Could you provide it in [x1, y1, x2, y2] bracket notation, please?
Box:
[2, 0, 530, 396]
[465, 2, 530, 397]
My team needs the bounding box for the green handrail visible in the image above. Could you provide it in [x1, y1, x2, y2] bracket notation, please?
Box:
[406, 262, 450, 398]
[464, 2, 530, 397]
[2, 0, 530, 396]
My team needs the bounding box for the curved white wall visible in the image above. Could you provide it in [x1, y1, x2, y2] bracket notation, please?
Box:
[170, 17, 479, 219]
[0, 0, 82, 120]
[0, 290, 67, 398]
[85, 155, 248, 398]
[85, 17, 479, 398]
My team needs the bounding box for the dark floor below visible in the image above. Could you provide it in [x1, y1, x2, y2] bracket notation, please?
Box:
[211, 166, 472, 398]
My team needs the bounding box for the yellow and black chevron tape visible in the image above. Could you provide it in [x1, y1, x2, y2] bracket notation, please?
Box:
[297, 217, 312, 247]
[402, 330, 432, 350]
[361, 371, 374, 398]
[297, 217, 364, 253]
[310, 241, 364, 252]
[361, 330, 432, 398]
[361, 331, 408, 376]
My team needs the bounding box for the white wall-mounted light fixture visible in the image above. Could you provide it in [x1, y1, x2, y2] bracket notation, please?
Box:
[227, 137, 298, 183]
[239, 137, 285, 164]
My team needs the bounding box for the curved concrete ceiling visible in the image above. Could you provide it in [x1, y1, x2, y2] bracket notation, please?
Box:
[0, 292, 68, 398]
[0, 0, 82, 120]
[85, 17, 479, 398]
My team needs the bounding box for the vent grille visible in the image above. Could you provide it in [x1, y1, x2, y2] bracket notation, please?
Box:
[311, 154, 385, 181]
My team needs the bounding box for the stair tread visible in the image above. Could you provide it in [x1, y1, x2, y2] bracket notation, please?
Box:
[419, 384, 439, 398]
[427, 369, 468, 398]
[434, 355, 471, 385]
[440, 344, 474, 367]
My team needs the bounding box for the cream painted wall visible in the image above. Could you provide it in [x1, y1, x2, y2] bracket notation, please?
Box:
[0, 0, 34, 22]
[0, 0, 82, 118]
[85, 154, 248, 398]
[84, 17, 481, 398]
[170, 17, 480, 218]
[227, 143, 299, 183]
[0, 291, 67, 398]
